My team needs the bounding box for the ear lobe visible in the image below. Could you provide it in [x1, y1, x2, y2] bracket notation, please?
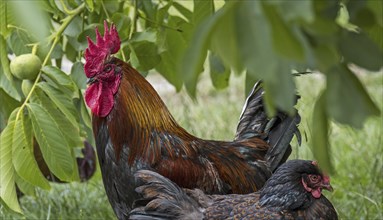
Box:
[301, 178, 312, 192]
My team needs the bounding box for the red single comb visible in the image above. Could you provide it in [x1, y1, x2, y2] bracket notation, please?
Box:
[84, 21, 121, 78]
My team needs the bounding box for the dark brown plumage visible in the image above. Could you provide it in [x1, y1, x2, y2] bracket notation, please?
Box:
[130, 160, 338, 220]
[84, 22, 301, 219]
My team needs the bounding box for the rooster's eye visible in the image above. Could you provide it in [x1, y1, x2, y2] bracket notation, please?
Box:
[104, 66, 112, 72]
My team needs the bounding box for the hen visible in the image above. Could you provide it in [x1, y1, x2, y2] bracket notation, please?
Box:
[131, 160, 338, 220]
[84, 22, 301, 218]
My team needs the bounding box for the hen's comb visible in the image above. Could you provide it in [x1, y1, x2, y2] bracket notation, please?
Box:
[84, 21, 120, 78]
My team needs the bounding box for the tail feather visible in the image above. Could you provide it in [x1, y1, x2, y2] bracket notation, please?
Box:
[265, 113, 301, 171]
[235, 81, 267, 140]
[235, 81, 301, 172]
[130, 170, 204, 220]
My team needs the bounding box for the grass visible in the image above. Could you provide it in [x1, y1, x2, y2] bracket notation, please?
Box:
[1, 70, 382, 219]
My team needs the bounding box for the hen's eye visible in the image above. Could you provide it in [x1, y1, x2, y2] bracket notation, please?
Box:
[309, 175, 320, 183]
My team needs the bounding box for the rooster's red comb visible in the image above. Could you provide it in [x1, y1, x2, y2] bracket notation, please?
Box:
[84, 21, 120, 78]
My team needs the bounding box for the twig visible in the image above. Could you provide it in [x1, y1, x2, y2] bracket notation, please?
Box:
[138, 14, 183, 32]
[129, 0, 138, 39]
[14, 3, 85, 122]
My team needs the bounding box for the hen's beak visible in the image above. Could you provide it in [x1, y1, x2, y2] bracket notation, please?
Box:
[321, 183, 334, 192]
[87, 77, 96, 84]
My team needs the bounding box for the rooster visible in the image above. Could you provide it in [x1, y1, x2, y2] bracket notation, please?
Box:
[84, 21, 301, 219]
[130, 160, 337, 220]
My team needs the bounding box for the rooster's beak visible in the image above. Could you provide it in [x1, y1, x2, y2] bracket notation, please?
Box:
[87, 77, 96, 84]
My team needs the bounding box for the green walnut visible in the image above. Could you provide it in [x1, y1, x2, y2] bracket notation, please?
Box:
[10, 54, 42, 80]
[21, 80, 34, 97]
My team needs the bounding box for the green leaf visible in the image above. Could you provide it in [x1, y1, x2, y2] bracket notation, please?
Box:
[12, 111, 50, 190]
[34, 85, 82, 149]
[79, 95, 92, 129]
[37, 82, 79, 128]
[130, 42, 161, 72]
[39, 0, 56, 14]
[0, 0, 9, 37]
[263, 62, 296, 114]
[326, 64, 380, 128]
[183, 2, 237, 96]
[302, 17, 339, 37]
[349, 7, 376, 29]
[63, 15, 82, 38]
[172, 2, 193, 21]
[41, 65, 78, 98]
[210, 3, 243, 73]
[0, 89, 20, 123]
[8, 1, 50, 41]
[311, 92, 332, 173]
[0, 35, 12, 81]
[365, 23, 383, 50]
[111, 13, 131, 41]
[156, 51, 182, 90]
[50, 43, 64, 60]
[313, 43, 340, 72]
[367, 0, 383, 26]
[0, 119, 22, 213]
[130, 30, 157, 43]
[7, 28, 33, 56]
[157, 16, 193, 90]
[193, 0, 214, 25]
[263, 3, 305, 61]
[138, 0, 158, 25]
[245, 70, 259, 96]
[236, 1, 276, 72]
[15, 174, 36, 197]
[209, 53, 230, 89]
[267, 1, 314, 23]
[27, 103, 75, 182]
[85, 0, 94, 12]
[339, 31, 383, 71]
[313, 1, 339, 20]
[77, 25, 102, 51]
[0, 66, 23, 102]
[156, 3, 172, 30]
[65, 41, 78, 62]
[236, 2, 297, 114]
[70, 62, 87, 90]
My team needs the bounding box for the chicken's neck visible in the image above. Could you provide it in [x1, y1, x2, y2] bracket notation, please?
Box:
[259, 172, 312, 211]
[93, 61, 196, 164]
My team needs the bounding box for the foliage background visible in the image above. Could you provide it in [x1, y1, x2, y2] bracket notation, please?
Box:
[0, 0, 382, 218]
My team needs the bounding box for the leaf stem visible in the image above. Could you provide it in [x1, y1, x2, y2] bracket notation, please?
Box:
[120, 45, 127, 62]
[101, 1, 110, 20]
[31, 44, 38, 55]
[129, 0, 138, 39]
[14, 3, 85, 122]
[137, 14, 183, 32]
[59, 0, 79, 15]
